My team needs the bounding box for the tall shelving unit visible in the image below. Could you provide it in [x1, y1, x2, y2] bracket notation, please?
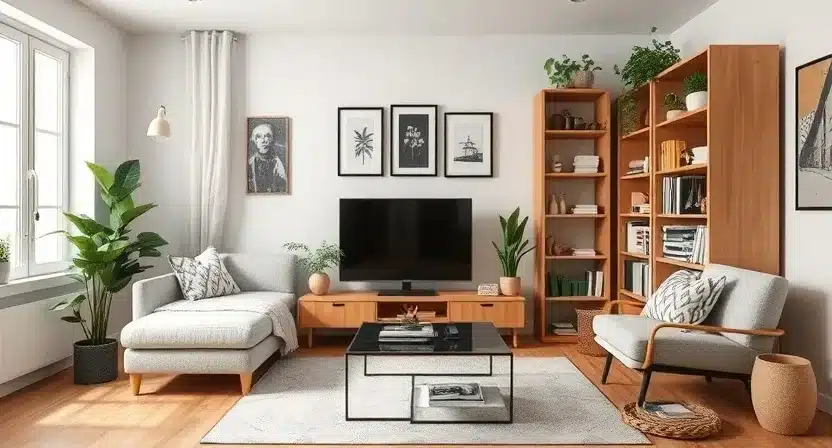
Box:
[616, 45, 781, 306]
[533, 89, 612, 343]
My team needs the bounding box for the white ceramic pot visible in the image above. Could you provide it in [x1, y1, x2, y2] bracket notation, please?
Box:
[0, 262, 9, 285]
[571, 70, 595, 89]
[666, 110, 684, 121]
[499, 277, 521, 296]
[685, 91, 708, 111]
[308, 272, 330, 295]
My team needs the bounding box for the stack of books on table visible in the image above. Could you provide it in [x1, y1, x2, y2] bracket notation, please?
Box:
[378, 323, 434, 343]
[573, 155, 600, 174]
[572, 248, 597, 257]
[663, 225, 708, 264]
[626, 221, 650, 255]
[571, 204, 599, 215]
[427, 383, 485, 407]
[551, 322, 578, 335]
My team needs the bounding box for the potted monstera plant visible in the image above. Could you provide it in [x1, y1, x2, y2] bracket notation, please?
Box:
[48, 160, 167, 385]
[492, 208, 535, 296]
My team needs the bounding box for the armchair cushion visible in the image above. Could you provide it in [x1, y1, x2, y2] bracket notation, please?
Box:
[593, 314, 760, 374]
[642, 269, 725, 324]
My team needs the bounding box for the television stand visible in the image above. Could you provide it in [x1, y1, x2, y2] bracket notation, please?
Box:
[378, 281, 436, 297]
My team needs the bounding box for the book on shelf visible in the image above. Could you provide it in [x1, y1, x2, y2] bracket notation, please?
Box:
[626, 221, 650, 255]
[572, 248, 597, 256]
[662, 176, 706, 214]
[623, 260, 651, 299]
[551, 322, 577, 335]
[548, 273, 602, 297]
[662, 225, 708, 264]
[428, 383, 484, 402]
[660, 140, 686, 171]
[572, 204, 599, 215]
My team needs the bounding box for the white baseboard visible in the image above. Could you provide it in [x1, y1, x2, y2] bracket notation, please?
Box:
[819, 392, 832, 414]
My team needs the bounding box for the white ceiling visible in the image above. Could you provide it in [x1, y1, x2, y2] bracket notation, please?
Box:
[78, 0, 719, 35]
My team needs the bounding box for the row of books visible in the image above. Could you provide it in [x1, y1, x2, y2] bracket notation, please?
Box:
[573, 155, 600, 173]
[623, 260, 652, 299]
[625, 221, 650, 255]
[546, 272, 604, 297]
[659, 140, 687, 171]
[662, 176, 706, 214]
[551, 322, 577, 335]
[663, 225, 708, 264]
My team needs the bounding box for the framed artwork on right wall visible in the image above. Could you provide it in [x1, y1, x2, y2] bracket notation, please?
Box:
[444, 112, 494, 177]
[796, 52, 832, 210]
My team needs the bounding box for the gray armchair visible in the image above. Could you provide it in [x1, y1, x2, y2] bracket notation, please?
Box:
[593, 264, 788, 406]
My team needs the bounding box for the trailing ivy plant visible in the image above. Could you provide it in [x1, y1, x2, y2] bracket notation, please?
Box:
[284, 241, 344, 274]
[683, 72, 708, 96]
[613, 27, 681, 89]
[618, 92, 640, 134]
[664, 93, 686, 111]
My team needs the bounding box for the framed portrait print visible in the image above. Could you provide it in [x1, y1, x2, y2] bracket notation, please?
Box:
[247, 116, 290, 194]
[444, 112, 493, 177]
[796, 52, 832, 209]
[390, 104, 437, 176]
[338, 107, 384, 176]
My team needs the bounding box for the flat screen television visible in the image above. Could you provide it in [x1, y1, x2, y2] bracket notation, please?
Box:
[339, 198, 472, 295]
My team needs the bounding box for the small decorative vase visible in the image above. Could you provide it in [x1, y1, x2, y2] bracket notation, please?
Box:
[551, 154, 563, 173]
[499, 277, 520, 296]
[751, 354, 817, 435]
[308, 272, 331, 295]
[666, 109, 684, 121]
[571, 70, 595, 88]
[685, 91, 708, 111]
[558, 194, 568, 215]
[74, 339, 118, 385]
[548, 194, 559, 215]
[548, 113, 566, 130]
[0, 261, 9, 285]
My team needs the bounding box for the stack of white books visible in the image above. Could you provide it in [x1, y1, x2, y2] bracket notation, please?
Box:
[572, 248, 597, 257]
[572, 204, 599, 215]
[573, 155, 600, 173]
[551, 322, 577, 335]
[378, 323, 434, 343]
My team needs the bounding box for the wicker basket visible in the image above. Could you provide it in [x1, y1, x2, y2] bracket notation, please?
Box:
[622, 402, 722, 440]
[576, 308, 606, 356]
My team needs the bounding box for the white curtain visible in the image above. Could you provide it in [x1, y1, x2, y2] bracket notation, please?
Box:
[186, 30, 233, 254]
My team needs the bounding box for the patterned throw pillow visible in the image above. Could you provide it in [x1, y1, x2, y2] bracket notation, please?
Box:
[168, 247, 241, 301]
[642, 269, 726, 324]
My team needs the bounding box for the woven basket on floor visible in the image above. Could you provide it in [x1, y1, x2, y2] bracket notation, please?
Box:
[575, 308, 606, 356]
[622, 402, 722, 440]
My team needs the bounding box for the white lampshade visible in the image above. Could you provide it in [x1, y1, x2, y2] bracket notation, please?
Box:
[147, 105, 171, 140]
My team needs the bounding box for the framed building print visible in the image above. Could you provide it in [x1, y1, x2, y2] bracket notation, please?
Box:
[444, 112, 493, 177]
[390, 104, 437, 176]
[796, 52, 832, 210]
[247, 116, 290, 194]
[338, 107, 384, 176]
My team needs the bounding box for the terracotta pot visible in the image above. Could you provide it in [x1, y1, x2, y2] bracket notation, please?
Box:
[308, 272, 331, 295]
[751, 354, 817, 435]
[666, 109, 684, 121]
[685, 91, 708, 111]
[571, 70, 595, 88]
[499, 277, 520, 296]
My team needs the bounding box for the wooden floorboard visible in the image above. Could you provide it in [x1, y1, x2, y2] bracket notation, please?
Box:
[0, 337, 829, 447]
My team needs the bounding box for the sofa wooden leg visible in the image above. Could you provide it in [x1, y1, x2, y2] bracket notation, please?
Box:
[601, 352, 613, 384]
[129, 374, 142, 396]
[240, 373, 253, 395]
[637, 369, 652, 407]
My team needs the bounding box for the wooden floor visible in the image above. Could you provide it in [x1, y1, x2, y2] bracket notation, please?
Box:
[0, 337, 829, 447]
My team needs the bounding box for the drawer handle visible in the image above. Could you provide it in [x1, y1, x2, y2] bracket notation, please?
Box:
[480, 303, 495, 308]
[332, 303, 345, 307]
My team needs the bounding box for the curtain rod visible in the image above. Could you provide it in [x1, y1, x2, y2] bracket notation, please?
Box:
[180, 31, 238, 42]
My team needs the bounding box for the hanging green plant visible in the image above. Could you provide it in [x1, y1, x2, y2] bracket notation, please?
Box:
[613, 27, 681, 89]
[618, 92, 640, 135]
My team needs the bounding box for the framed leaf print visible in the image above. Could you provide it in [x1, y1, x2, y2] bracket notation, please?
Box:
[338, 107, 384, 176]
[391, 104, 438, 176]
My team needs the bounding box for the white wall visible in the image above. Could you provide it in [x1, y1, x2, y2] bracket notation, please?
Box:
[127, 33, 651, 328]
[672, 0, 832, 412]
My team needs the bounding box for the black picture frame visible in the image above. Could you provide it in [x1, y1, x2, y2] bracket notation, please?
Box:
[443, 112, 494, 178]
[390, 104, 438, 177]
[338, 107, 385, 177]
[796, 52, 832, 210]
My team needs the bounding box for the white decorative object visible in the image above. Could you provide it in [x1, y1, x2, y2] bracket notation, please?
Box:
[690, 146, 709, 164]
[666, 109, 684, 121]
[685, 91, 708, 111]
[0, 262, 8, 285]
[168, 246, 241, 301]
[477, 283, 500, 296]
[643, 156, 650, 173]
[146, 105, 171, 140]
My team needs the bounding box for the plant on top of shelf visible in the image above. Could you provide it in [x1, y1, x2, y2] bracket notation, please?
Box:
[545, 55, 580, 88]
[573, 54, 602, 88]
[664, 93, 687, 121]
[613, 27, 681, 90]
[492, 207, 535, 296]
[284, 241, 344, 295]
[683, 72, 708, 111]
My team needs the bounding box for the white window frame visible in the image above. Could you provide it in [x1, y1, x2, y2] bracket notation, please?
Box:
[0, 21, 70, 280]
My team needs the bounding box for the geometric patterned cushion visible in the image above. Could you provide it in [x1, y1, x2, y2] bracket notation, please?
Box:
[641, 269, 726, 324]
[168, 246, 241, 301]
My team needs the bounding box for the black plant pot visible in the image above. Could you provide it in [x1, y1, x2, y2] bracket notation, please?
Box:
[73, 338, 118, 385]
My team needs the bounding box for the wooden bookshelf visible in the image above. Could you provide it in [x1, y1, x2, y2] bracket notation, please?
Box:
[534, 88, 611, 343]
[644, 45, 781, 297]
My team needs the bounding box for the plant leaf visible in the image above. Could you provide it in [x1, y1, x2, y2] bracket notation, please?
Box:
[118, 203, 157, 229]
[85, 162, 114, 190]
[64, 213, 113, 236]
[136, 232, 168, 248]
[61, 316, 84, 323]
[50, 294, 87, 311]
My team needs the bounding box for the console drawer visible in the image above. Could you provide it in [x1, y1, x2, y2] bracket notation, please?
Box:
[448, 302, 524, 328]
[299, 301, 376, 328]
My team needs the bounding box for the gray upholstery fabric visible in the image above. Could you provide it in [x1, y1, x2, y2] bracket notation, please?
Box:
[220, 253, 296, 293]
[132, 273, 183, 320]
[120, 309, 272, 350]
[593, 314, 761, 374]
[123, 336, 282, 374]
[701, 264, 788, 351]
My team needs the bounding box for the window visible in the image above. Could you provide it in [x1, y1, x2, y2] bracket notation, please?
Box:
[0, 22, 69, 280]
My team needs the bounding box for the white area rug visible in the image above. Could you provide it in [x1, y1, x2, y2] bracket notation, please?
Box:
[202, 356, 649, 445]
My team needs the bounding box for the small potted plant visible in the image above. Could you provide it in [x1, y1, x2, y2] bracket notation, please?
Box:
[684, 72, 708, 111]
[544, 55, 580, 88]
[663, 93, 687, 121]
[491, 207, 535, 296]
[572, 54, 602, 88]
[0, 235, 9, 284]
[614, 27, 681, 90]
[284, 241, 343, 295]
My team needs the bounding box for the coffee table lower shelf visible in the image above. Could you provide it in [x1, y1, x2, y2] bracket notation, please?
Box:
[412, 385, 510, 423]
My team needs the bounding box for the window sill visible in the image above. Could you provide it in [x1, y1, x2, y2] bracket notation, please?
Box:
[0, 271, 77, 300]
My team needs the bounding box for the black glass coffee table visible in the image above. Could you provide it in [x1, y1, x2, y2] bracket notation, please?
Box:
[345, 322, 513, 424]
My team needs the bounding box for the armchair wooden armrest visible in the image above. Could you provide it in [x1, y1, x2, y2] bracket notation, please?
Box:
[641, 323, 785, 369]
[602, 299, 646, 314]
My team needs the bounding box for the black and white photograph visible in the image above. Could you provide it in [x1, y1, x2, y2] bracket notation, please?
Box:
[247, 116, 290, 194]
[391, 105, 437, 176]
[444, 112, 493, 177]
[338, 107, 384, 176]
[796, 52, 832, 209]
